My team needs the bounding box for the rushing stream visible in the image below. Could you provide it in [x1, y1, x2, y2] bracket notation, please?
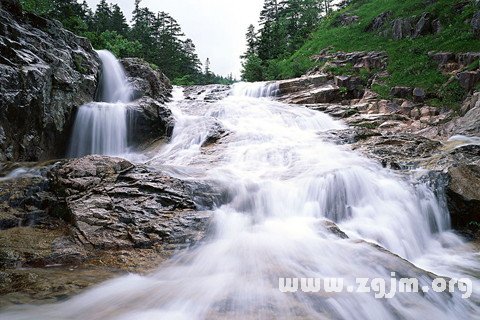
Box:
[3, 54, 479, 319]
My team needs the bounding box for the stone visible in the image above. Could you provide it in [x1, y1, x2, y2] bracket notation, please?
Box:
[446, 165, 480, 232]
[0, 0, 22, 16]
[334, 75, 363, 91]
[0, 6, 100, 161]
[432, 18, 442, 34]
[390, 86, 413, 99]
[461, 92, 480, 115]
[413, 13, 434, 37]
[392, 18, 413, 40]
[457, 71, 480, 91]
[472, 12, 480, 39]
[121, 58, 172, 102]
[413, 87, 426, 102]
[400, 100, 416, 116]
[126, 97, 175, 148]
[430, 52, 456, 66]
[453, 103, 480, 136]
[50, 156, 223, 250]
[334, 14, 360, 27]
[365, 11, 392, 32]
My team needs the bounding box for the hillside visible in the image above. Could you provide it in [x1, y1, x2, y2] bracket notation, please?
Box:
[257, 0, 480, 108]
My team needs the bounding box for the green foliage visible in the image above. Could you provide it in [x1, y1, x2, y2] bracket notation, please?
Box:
[20, 0, 233, 85]
[243, 0, 480, 106]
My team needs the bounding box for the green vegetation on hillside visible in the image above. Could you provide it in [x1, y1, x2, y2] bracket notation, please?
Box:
[243, 0, 480, 107]
[20, 0, 235, 85]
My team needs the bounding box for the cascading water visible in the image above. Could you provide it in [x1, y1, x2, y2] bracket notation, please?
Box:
[231, 81, 280, 97]
[67, 50, 131, 158]
[4, 85, 479, 319]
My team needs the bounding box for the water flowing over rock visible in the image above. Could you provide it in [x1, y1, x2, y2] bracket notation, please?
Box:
[0, 2, 100, 161]
[2, 85, 478, 319]
[68, 50, 131, 158]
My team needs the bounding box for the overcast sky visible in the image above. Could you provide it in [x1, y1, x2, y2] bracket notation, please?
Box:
[85, 0, 264, 78]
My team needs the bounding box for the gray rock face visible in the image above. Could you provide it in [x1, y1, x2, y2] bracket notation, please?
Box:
[446, 164, 480, 232]
[0, 4, 100, 161]
[121, 58, 172, 103]
[365, 11, 392, 32]
[126, 97, 175, 148]
[392, 18, 414, 40]
[390, 86, 413, 99]
[472, 11, 480, 39]
[453, 102, 480, 136]
[51, 156, 218, 250]
[457, 71, 480, 91]
[334, 13, 359, 27]
[0, 155, 223, 269]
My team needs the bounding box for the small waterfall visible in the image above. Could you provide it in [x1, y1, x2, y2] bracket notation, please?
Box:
[68, 50, 132, 158]
[232, 81, 280, 97]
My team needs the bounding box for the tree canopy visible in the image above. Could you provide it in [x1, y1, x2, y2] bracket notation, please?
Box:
[20, 0, 234, 85]
[241, 0, 333, 81]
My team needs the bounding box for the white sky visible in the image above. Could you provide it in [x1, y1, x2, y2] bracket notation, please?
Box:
[85, 0, 264, 78]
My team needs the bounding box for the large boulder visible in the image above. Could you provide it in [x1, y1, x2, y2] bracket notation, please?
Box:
[121, 58, 172, 103]
[126, 97, 175, 147]
[446, 164, 480, 233]
[0, 5, 100, 161]
[51, 156, 219, 250]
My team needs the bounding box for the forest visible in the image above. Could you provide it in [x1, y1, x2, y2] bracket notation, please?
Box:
[19, 0, 235, 85]
[241, 0, 342, 81]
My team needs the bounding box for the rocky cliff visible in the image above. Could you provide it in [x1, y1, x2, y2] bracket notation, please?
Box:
[0, 0, 100, 161]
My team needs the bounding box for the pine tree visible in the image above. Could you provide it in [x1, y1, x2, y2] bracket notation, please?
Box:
[110, 4, 129, 36]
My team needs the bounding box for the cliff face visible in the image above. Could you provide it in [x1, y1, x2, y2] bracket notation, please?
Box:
[0, 0, 100, 161]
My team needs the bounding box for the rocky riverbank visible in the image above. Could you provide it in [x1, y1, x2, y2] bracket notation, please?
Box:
[0, 155, 226, 307]
[270, 66, 480, 238]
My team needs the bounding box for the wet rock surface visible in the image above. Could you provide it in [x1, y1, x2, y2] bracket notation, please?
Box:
[0, 3, 100, 162]
[0, 155, 223, 306]
[126, 97, 175, 149]
[121, 58, 172, 103]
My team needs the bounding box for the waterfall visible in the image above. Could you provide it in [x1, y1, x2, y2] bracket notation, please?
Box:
[4, 84, 479, 319]
[67, 50, 131, 158]
[231, 81, 280, 97]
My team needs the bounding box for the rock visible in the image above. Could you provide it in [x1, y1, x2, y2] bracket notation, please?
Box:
[429, 52, 456, 66]
[0, 0, 22, 16]
[472, 11, 480, 39]
[334, 75, 363, 91]
[399, 100, 416, 116]
[446, 165, 480, 232]
[432, 18, 442, 34]
[121, 58, 172, 102]
[334, 13, 359, 27]
[413, 12, 434, 37]
[413, 87, 426, 102]
[0, 7, 100, 161]
[50, 156, 222, 251]
[390, 86, 413, 99]
[126, 97, 175, 148]
[392, 18, 413, 40]
[352, 134, 442, 170]
[457, 71, 480, 91]
[365, 11, 392, 32]
[457, 52, 480, 66]
[461, 91, 480, 115]
[277, 75, 329, 95]
[201, 123, 229, 147]
[453, 103, 480, 136]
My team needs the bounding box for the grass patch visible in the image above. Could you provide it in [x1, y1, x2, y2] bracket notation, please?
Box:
[270, 0, 479, 108]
